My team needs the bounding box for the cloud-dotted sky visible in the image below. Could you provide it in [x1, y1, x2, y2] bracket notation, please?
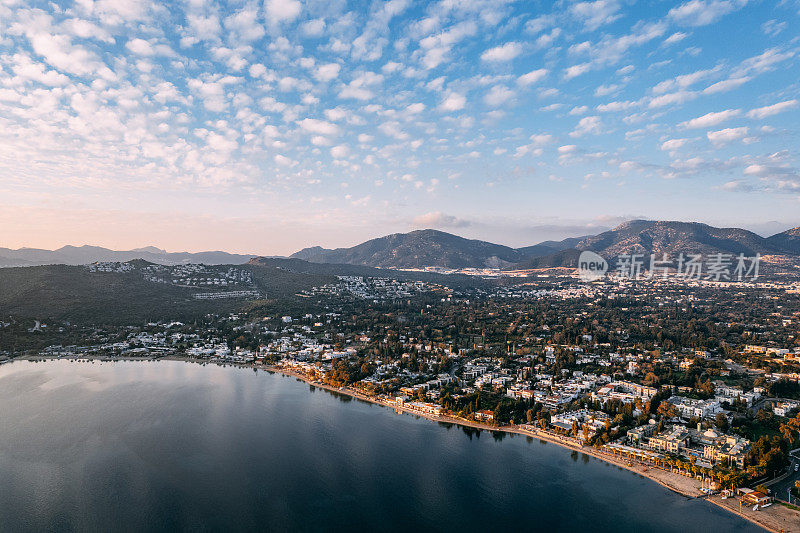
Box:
[1, 0, 799, 253]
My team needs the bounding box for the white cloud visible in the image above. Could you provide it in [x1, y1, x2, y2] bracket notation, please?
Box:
[314, 63, 341, 82]
[274, 154, 297, 166]
[661, 138, 689, 151]
[484, 86, 514, 107]
[570, 1, 622, 31]
[564, 63, 591, 80]
[330, 145, 349, 159]
[301, 18, 325, 37]
[265, 0, 302, 23]
[480, 42, 522, 62]
[412, 211, 470, 228]
[652, 68, 717, 94]
[60, 18, 114, 43]
[734, 48, 795, 76]
[297, 118, 339, 135]
[517, 68, 548, 86]
[663, 32, 689, 45]
[668, 0, 741, 27]
[224, 7, 266, 43]
[570, 116, 602, 137]
[703, 77, 750, 94]
[439, 93, 466, 112]
[707, 126, 748, 145]
[126, 38, 155, 56]
[680, 109, 740, 128]
[746, 99, 798, 119]
[648, 90, 698, 108]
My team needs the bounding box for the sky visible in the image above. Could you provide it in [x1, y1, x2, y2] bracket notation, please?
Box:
[0, 0, 799, 255]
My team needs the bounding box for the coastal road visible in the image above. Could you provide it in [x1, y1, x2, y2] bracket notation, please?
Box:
[771, 455, 800, 504]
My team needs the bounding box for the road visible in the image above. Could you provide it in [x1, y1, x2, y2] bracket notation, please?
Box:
[772, 454, 800, 504]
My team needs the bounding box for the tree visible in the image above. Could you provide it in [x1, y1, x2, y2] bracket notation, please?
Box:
[715, 413, 729, 432]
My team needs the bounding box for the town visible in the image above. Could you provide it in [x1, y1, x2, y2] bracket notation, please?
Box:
[4, 268, 800, 529]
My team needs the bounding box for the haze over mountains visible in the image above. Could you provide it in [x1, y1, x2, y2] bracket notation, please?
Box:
[3, 221, 800, 270]
[0, 245, 253, 268]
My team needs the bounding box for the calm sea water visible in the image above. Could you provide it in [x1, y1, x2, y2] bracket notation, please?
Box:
[0, 360, 763, 532]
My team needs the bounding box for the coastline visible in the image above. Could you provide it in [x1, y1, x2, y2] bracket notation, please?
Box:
[10, 356, 798, 532]
[266, 364, 798, 533]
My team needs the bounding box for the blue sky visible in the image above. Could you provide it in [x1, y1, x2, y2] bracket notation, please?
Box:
[0, 0, 799, 254]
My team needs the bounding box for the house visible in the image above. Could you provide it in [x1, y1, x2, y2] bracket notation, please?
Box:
[647, 426, 690, 454]
[667, 396, 721, 419]
[773, 400, 799, 417]
[740, 489, 772, 506]
[475, 410, 494, 421]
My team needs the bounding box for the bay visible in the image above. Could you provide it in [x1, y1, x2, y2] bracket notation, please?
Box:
[0, 361, 762, 532]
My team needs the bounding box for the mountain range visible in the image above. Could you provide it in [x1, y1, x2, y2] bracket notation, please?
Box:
[0, 245, 253, 268]
[3, 220, 800, 271]
[289, 221, 800, 270]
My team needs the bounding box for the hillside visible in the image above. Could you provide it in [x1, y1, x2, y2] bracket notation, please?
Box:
[511, 220, 797, 270]
[0, 245, 254, 267]
[766, 226, 800, 254]
[0, 262, 334, 324]
[577, 220, 781, 258]
[516, 236, 588, 259]
[290, 229, 526, 269]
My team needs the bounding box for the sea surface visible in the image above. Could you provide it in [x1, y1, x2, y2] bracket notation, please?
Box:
[0, 360, 763, 532]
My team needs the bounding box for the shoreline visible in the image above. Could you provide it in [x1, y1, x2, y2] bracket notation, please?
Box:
[266, 365, 798, 533]
[8, 356, 798, 532]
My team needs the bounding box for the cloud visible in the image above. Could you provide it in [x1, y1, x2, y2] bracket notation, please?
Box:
[663, 32, 689, 45]
[707, 126, 748, 145]
[746, 99, 798, 119]
[563, 63, 591, 80]
[330, 145, 349, 159]
[301, 18, 325, 37]
[570, 1, 622, 31]
[570, 116, 602, 137]
[661, 138, 689, 151]
[297, 118, 340, 135]
[484, 86, 515, 107]
[734, 48, 795, 76]
[703, 77, 750, 94]
[314, 63, 341, 82]
[412, 211, 470, 228]
[265, 0, 302, 23]
[517, 68, 548, 86]
[680, 109, 740, 128]
[647, 90, 698, 108]
[224, 7, 266, 43]
[480, 42, 522, 62]
[126, 38, 155, 56]
[668, 0, 742, 27]
[439, 92, 466, 112]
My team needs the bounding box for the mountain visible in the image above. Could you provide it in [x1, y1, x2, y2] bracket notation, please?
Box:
[512, 220, 794, 270]
[290, 229, 526, 269]
[577, 220, 780, 257]
[766, 226, 800, 254]
[0, 245, 254, 268]
[516, 236, 588, 259]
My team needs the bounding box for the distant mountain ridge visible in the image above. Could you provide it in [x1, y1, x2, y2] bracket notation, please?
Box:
[517, 220, 799, 269]
[290, 229, 527, 269]
[4, 220, 800, 270]
[292, 221, 800, 270]
[0, 245, 254, 268]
